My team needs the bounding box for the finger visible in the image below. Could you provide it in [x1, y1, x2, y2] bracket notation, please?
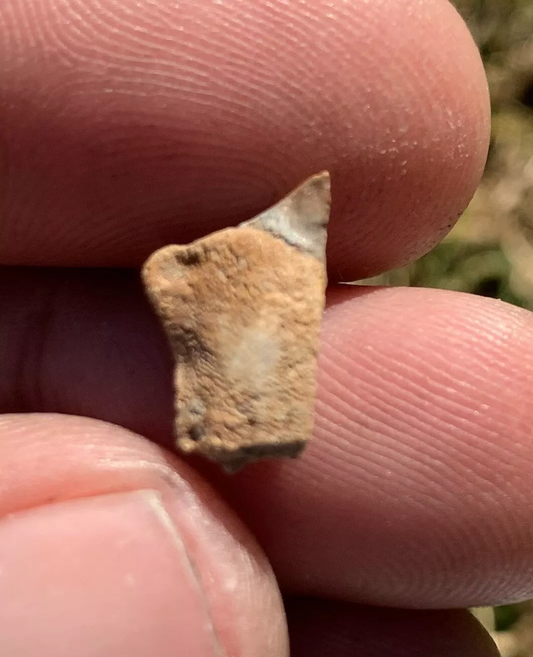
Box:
[0, 0, 488, 277]
[0, 414, 288, 657]
[227, 285, 533, 609]
[286, 598, 499, 657]
[3, 268, 533, 608]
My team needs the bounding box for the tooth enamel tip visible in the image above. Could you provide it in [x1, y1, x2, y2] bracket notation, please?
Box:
[240, 171, 331, 262]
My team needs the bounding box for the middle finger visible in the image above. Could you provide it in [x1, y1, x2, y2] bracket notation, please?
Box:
[2, 269, 533, 608]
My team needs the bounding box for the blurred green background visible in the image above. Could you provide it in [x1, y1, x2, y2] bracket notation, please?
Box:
[375, 2, 533, 655]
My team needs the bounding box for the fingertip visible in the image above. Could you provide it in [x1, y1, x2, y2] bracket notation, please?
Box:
[0, 0, 489, 277]
[219, 286, 533, 608]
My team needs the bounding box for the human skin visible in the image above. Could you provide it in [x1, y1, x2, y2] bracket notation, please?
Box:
[0, 0, 520, 655]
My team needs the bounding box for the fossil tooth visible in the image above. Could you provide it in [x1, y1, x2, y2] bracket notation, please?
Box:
[142, 172, 330, 472]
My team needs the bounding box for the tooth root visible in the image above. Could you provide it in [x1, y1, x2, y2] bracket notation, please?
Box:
[142, 172, 331, 472]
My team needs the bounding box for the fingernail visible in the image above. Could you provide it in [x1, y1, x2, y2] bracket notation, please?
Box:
[0, 490, 220, 657]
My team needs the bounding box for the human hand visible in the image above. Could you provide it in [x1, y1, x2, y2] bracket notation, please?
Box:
[0, 0, 514, 655]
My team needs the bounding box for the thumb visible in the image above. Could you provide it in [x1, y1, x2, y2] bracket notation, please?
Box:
[0, 414, 288, 657]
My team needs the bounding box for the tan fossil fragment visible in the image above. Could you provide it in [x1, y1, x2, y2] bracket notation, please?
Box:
[142, 172, 330, 472]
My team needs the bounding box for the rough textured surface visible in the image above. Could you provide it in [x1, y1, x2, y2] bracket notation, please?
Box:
[142, 173, 330, 471]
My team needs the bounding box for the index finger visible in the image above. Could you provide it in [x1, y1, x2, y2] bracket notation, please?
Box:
[0, 0, 489, 278]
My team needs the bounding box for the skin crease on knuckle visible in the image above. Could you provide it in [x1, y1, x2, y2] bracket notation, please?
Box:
[0, 0, 489, 277]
